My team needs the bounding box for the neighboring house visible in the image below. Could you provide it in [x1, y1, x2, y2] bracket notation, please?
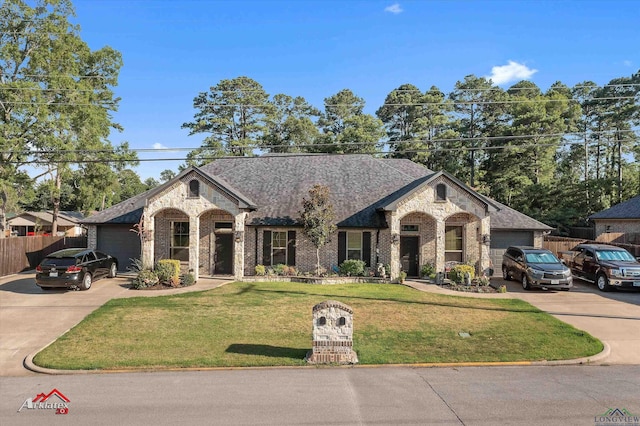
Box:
[82, 154, 553, 278]
[8, 211, 85, 237]
[589, 195, 640, 243]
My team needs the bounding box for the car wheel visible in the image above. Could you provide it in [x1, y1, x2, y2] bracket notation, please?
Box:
[502, 266, 511, 281]
[79, 273, 92, 291]
[108, 263, 117, 278]
[522, 274, 531, 290]
[596, 274, 612, 292]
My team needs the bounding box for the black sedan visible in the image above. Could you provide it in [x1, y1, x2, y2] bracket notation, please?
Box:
[35, 248, 118, 291]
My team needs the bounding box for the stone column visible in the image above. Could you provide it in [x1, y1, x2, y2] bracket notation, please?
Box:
[435, 219, 446, 273]
[189, 215, 199, 281]
[479, 215, 491, 274]
[142, 209, 154, 270]
[87, 225, 97, 249]
[389, 211, 401, 281]
[234, 212, 246, 280]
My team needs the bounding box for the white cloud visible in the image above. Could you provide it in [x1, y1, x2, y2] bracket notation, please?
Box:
[623, 60, 632, 67]
[384, 3, 403, 14]
[153, 143, 168, 150]
[487, 61, 538, 85]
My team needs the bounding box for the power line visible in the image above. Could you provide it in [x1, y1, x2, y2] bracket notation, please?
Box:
[9, 129, 635, 156]
[7, 136, 638, 165]
[2, 95, 637, 108]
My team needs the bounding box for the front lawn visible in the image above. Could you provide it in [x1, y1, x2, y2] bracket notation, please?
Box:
[33, 282, 603, 370]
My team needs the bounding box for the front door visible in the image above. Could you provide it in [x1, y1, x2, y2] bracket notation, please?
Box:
[400, 236, 419, 277]
[214, 233, 233, 275]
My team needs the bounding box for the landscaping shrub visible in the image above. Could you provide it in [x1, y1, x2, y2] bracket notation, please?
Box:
[449, 264, 475, 284]
[283, 265, 297, 276]
[273, 264, 286, 276]
[131, 269, 159, 289]
[339, 259, 365, 276]
[156, 259, 180, 283]
[255, 264, 266, 276]
[420, 264, 435, 277]
[181, 273, 196, 287]
[399, 271, 407, 283]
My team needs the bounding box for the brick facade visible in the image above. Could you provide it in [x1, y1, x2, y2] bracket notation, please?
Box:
[137, 170, 492, 281]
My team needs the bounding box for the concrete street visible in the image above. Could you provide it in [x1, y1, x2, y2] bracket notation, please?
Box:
[2, 365, 639, 425]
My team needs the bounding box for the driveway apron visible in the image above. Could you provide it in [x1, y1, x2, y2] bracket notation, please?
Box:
[0, 272, 227, 376]
[407, 277, 640, 365]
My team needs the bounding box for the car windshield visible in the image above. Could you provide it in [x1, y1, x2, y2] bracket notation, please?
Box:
[41, 257, 76, 267]
[525, 252, 560, 264]
[595, 250, 635, 262]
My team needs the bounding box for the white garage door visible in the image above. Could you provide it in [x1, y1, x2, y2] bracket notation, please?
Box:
[97, 225, 141, 271]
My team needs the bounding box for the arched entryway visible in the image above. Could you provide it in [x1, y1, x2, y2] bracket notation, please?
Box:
[199, 209, 235, 276]
[399, 212, 436, 277]
[153, 208, 190, 271]
[444, 212, 482, 271]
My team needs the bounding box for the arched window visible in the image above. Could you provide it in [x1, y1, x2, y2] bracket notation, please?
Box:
[337, 317, 346, 326]
[317, 317, 326, 326]
[436, 183, 447, 201]
[188, 179, 200, 198]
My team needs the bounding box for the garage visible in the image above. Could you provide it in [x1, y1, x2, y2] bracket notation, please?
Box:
[97, 225, 141, 271]
[489, 230, 534, 274]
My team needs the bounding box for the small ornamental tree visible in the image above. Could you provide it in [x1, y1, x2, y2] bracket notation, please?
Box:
[299, 184, 337, 275]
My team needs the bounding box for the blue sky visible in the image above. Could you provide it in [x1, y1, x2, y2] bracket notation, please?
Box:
[70, 0, 639, 180]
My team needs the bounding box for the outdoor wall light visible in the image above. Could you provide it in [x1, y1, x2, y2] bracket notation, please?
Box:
[392, 233, 400, 244]
[234, 231, 244, 242]
[482, 234, 491, 245]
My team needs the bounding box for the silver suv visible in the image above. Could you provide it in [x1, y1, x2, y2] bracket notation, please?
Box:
[502, 246, 573, 291]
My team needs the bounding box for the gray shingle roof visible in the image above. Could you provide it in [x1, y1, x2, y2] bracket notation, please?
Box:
[82, 153, 551, 231]
[200, 154, 435, 227]
[589, 195, 640, 220]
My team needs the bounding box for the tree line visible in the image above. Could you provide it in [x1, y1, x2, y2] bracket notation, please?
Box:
[181, 74, 640, 231]
[1, 0, 639, 237]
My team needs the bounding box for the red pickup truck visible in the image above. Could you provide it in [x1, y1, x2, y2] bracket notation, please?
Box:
[560, 243, 640, 291]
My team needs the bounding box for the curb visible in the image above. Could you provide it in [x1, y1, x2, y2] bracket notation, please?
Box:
[23, 342, 611, 375]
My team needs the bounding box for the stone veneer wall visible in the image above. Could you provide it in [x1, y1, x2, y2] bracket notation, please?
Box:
[144, 172, 247, 280]
[390, 177, 490, 279]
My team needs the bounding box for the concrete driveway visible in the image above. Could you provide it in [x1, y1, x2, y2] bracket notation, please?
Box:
[408, 277, 640, 365]
[497, 276, 640, 365]
[0, 272, 228, 376]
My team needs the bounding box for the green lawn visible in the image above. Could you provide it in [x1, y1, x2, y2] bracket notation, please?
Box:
[34, 282, 603, 370]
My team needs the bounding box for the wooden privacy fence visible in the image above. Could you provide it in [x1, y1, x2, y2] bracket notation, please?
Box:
[544, 236, 640, 258]
[0, 236, 87, 277]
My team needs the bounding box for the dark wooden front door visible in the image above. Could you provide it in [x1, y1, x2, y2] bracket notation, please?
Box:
[214, 233, 233, 275]
[400, 236, 419, 277]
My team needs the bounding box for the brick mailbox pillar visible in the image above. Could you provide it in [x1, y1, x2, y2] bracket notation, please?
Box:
[305, 300, 358, 365]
